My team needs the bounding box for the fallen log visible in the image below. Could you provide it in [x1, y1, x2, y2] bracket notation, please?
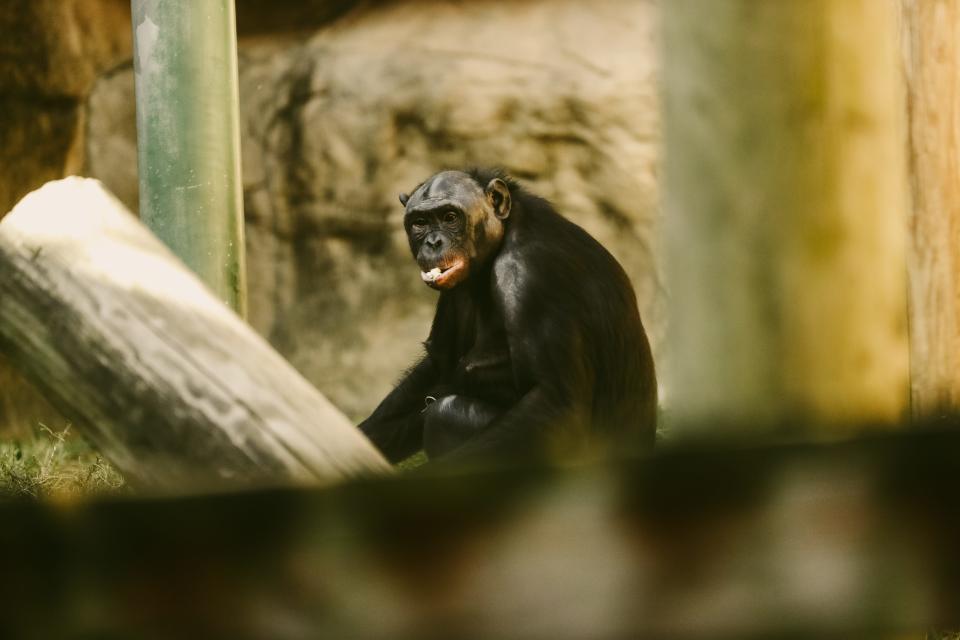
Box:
[0, 177, 389, 490]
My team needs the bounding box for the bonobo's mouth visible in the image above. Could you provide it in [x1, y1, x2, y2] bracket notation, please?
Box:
[420, 256, 468, 289]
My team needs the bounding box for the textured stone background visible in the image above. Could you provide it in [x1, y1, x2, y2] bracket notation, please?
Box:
[86, 0, 663, 421]
[3, 0, 662, 427]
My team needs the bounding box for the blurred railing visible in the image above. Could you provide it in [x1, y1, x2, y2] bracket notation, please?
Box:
[2, 421, 960, 638]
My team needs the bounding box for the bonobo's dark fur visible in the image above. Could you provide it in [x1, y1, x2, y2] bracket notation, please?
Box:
[359, 168, 657, 463]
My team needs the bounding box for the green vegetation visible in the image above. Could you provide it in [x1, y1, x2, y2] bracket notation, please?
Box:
[0, 423, 426, 499]
[398, 450, 428, 470]
[0, 424, 124, 499]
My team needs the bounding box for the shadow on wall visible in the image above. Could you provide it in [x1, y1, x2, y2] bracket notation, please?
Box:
[86, 0, 664, 422]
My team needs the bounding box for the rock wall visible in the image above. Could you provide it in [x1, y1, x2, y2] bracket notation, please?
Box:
[87, 0, 663, 421]
[0, 0, 132, 433]
[0, 0, 131, 216]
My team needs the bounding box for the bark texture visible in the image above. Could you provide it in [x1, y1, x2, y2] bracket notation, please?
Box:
[901, 0, 960, 417]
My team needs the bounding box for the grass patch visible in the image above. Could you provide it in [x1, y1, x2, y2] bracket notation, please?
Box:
[397, 450, 428, 470]
[0, 424, 124, 500]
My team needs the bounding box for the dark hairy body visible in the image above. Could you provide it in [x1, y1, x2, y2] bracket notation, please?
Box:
[359, 168, 657, 463]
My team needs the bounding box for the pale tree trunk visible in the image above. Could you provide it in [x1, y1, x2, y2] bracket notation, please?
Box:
[900, 0, 960, 418]
[0, 178, 389, 491]
[662, 0, 910, 436]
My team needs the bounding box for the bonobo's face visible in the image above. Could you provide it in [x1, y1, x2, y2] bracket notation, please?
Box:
[401, 170, 512, 290]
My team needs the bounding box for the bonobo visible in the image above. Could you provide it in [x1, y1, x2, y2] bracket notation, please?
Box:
[359, 168, 657, 463]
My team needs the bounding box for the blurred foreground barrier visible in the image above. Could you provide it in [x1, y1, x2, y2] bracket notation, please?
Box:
[2, 425, 960, 637]
[662, 0, 910, 436]
[0, 178, 389, 490]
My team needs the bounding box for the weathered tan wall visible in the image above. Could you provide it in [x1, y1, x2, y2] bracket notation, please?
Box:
[0, 0, 132, 215]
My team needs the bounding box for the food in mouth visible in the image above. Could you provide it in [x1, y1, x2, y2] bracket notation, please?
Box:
[420, 257, 467, 287]
[421, 267, 443, 284]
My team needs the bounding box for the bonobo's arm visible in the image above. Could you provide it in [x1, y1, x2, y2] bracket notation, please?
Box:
[358, 357, 437, 463]
[437, 385, 567, 462]
[441, 324, 584, 460]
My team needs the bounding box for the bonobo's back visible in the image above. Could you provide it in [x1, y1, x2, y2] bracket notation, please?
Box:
[491, 173, 658, 450]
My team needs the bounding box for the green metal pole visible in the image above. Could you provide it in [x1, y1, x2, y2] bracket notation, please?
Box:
[131, 0, 247, 317]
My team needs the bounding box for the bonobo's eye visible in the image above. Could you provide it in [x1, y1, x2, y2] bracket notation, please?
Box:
[412, 218, 429, 229]
[443, 211, 458, 224]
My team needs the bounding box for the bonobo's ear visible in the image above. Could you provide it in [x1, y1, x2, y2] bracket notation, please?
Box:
[486, 178, 512, 220]
[399, 193, 410, 207]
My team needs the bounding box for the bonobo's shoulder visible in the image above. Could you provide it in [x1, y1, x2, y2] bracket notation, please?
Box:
[493, 206, 636, 313]
[509, 205, 619, 269]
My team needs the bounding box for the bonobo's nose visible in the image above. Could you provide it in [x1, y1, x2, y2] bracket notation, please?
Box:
[425, 233, 443, 250]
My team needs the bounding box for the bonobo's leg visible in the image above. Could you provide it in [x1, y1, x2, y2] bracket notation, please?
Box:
[422, 394, 504, 459]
